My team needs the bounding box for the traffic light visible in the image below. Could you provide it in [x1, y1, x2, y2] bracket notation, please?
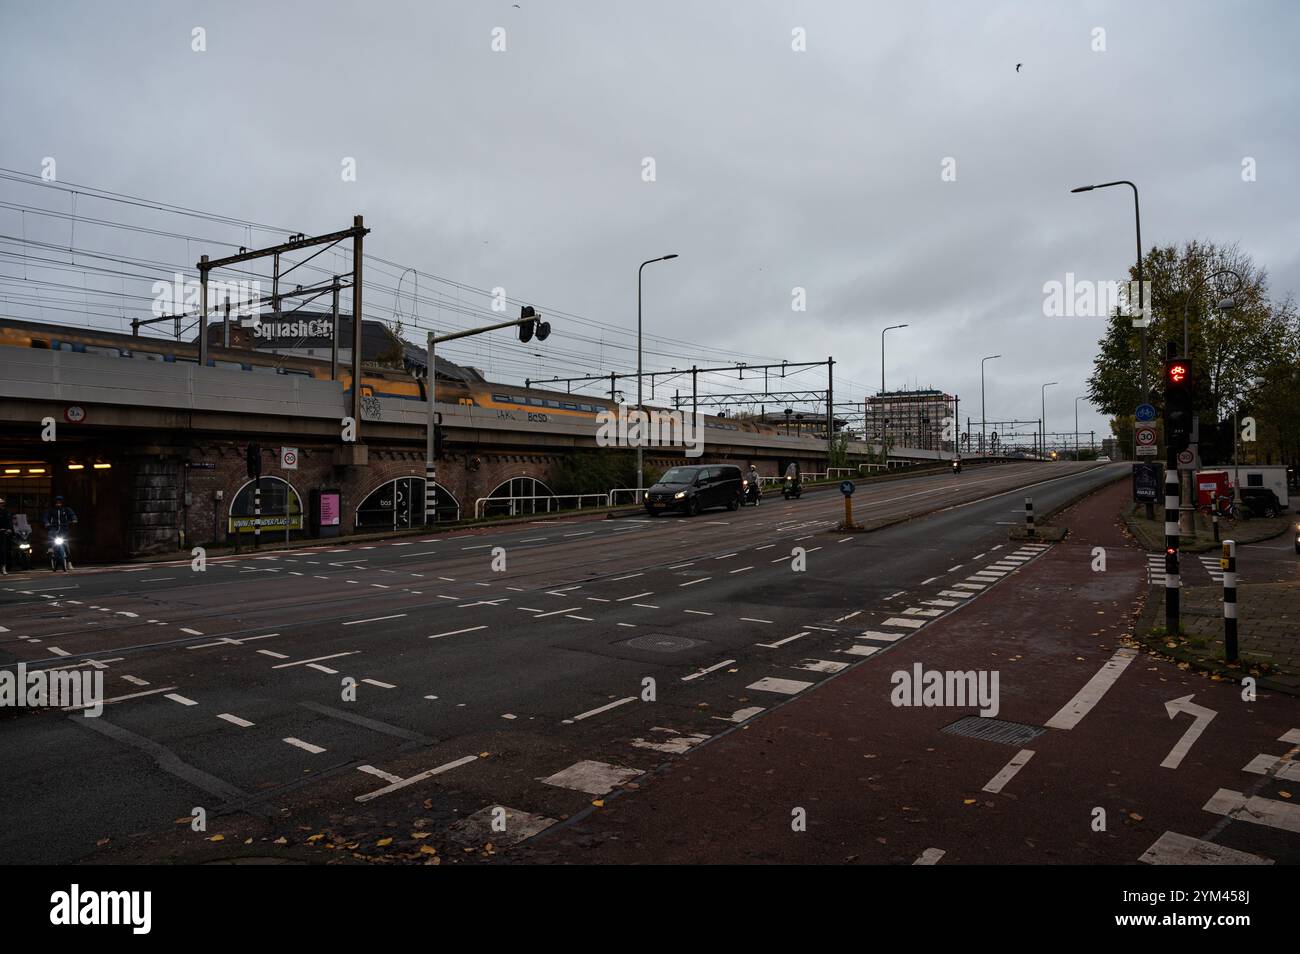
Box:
[245, 442, 262, 480]
[433, 413, 445, 460]
[1200, 419, 1234, 465]
[517, 305, 551, 343]
[1164, 357, 1194, 451]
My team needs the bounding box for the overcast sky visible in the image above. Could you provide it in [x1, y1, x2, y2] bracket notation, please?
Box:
[3, 0, 1298, 441]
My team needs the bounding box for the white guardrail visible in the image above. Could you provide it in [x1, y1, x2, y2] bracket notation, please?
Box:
[609, 487, 648, 505]
[473, 493, 609, 519]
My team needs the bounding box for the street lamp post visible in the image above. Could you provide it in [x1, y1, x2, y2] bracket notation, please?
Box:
[1075, 395, 1087, 459]
[1041, 382, 1057, 459]
[881, 324, 908, 396]
[1176, 266, 1245, 531]
[980, 354, 1001, 455]
[1070, 180, 1147, 398]
[636, 254, 678, 503]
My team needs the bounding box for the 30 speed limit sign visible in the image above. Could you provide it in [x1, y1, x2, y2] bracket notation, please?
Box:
[280, 446, 299, 470]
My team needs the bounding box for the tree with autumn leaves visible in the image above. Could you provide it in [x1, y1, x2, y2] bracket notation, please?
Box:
[1086, 240, 1298, 466]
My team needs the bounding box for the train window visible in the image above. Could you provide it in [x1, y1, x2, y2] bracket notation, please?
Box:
[281, 368, 311, 377]
[84, 345, 122, 358]
[492, 393, 515, 403]
[212, 360, 244, 371]
[250, 364, 278, 374]
[130, 351, 164, 361]
[561, 402, 577, 411]
[544, 400, 561, 409]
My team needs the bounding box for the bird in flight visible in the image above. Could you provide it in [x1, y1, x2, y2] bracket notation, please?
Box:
[1016, 63, 1023, 72]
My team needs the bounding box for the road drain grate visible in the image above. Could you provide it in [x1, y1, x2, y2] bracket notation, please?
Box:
[623, 634, 699, 653]
[941, 716, 1045, 746]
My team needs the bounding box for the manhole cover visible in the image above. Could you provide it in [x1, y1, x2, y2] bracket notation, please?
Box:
[940, 716, 1045, 747]
[623, 634, 698, 653]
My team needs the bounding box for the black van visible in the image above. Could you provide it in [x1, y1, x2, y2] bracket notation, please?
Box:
[644, 465, 743, 516]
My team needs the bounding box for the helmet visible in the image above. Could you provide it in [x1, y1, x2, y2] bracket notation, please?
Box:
[54, 495, 65, 503]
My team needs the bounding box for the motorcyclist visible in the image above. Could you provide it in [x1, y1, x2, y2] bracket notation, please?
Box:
[746, 465, 762, 505]
[43, 495, 78, 566]
[782, 462, 802, 498]
[0, 495, 11, 574]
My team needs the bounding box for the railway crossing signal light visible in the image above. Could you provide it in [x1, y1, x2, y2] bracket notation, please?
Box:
[245, 442, 262, 480]
[517, 305, 551, 343]
[1164, 356, 1194, 451]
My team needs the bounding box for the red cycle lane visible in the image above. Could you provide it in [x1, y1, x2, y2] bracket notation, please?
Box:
[509, 480, 1300, 864]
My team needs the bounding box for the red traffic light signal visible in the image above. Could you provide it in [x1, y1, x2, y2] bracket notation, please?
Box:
[1167, 362, 1188, 384]
[518, 305, 550, 343]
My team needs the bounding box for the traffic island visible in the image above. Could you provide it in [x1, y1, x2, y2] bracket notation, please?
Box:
[1121, 504, 1293, 554]
[1135, 582, 1300, 696]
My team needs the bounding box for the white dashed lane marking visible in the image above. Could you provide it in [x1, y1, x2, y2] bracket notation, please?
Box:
[283, 737, 326, 755]
[746, 676, 813, 695]
[983, 749, 1035, 794]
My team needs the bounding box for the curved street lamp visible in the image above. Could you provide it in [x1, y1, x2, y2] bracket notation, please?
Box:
[980, 354, 1001, 453]
[881, 324, 908, 394]
[1041, 382, 1058, 458]
[1075, 395, 1088, 459]
[1182, 266, 1245, 355]
[1071, 180, 1147, 397]
[636, 254, 678, 500]
[1177, 265, 1246, 530]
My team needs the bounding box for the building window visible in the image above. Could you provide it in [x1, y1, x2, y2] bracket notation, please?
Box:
[356, 477, 460, 528]
[483, 476, 554, 517]
[228, 477, 303, 534]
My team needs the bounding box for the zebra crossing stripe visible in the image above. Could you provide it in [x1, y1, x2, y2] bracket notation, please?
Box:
[1203, 789, 1300, 833]
[1139, 831, 1273, 865]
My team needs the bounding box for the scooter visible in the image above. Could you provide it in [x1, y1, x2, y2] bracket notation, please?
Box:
[782, 474, 803, 499]
[13, 528, 33, 571]
[48, 533, 72, 572]
[952, 459, 962, 474]
[742, 477, 762, 506]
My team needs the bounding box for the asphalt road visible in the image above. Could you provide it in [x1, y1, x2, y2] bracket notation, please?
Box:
[0, 460, 1128, 863]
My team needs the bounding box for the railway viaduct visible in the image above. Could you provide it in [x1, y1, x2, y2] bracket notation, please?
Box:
[0, 346, 952, 562]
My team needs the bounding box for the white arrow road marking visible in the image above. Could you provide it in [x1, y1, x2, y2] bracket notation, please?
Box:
[913, 847, 946, 865]
[1161, 694, 1217, 769]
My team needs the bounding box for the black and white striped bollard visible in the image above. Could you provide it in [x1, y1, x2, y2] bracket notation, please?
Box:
[1222, 539, 1237, 663]
[254, 479, 262, 550]
[1024, 496, 1035, 538]
[1164, 466, 1180, 635]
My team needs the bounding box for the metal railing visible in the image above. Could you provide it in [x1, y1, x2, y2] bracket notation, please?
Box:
[474, 493, 609, 519]
[609, 487, 647, 505]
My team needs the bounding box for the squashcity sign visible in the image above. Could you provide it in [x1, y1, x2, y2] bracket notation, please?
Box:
[250, 317, 334, 344]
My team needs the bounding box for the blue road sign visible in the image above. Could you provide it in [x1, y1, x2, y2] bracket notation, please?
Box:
[840, 480, 855, 496]
[1135, 403, 1157, 422]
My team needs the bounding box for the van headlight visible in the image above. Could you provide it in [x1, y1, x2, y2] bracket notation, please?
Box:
[18, 543, 31, 550]
[674, 491, 687, 499]
[54, 536, 65, 546]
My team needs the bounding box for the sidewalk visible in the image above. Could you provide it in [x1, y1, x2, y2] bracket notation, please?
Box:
[1166, 583, 1300, 694]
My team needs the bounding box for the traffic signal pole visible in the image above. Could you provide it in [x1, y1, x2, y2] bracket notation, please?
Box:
[423, 308, 551, 526]
[1164, 441, 1180, 635]
[1163, 351, 1192, 636]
